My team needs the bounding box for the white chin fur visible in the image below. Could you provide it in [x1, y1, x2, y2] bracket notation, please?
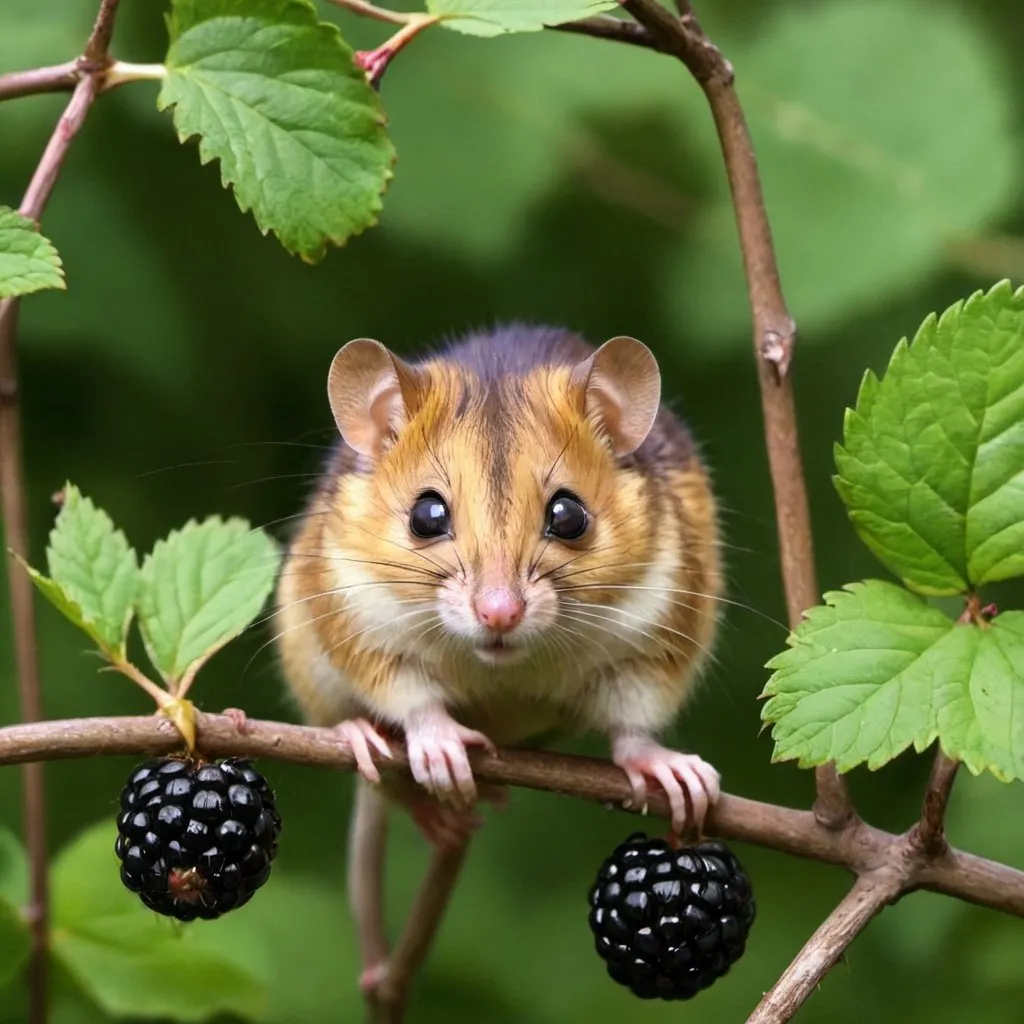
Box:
[472, 643, 529, 666]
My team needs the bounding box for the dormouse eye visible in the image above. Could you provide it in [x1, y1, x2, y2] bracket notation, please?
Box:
[545, 491, 588, 541]
[409, 491, 452, 539]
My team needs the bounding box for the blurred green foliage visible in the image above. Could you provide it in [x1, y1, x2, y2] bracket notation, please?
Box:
[2, 0, 1024, 1020]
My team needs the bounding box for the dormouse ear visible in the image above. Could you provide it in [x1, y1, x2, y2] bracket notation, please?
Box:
[327, 338, 418, 458]
[572, 336, 661, 457]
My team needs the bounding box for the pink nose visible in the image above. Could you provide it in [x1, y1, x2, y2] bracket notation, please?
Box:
[473, 589, 525, 634]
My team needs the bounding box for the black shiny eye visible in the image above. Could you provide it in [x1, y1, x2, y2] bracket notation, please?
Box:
[409, 491, 452, 539]
[545, 491, 588, 541]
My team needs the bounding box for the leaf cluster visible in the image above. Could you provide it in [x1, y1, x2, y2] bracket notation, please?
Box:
[761, 281, 1024, 782]
[13, 483, 280, 707]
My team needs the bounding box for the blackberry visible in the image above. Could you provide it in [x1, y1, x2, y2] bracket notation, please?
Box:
[588, 832, 755, 1000]
[115, 756, 281, 921]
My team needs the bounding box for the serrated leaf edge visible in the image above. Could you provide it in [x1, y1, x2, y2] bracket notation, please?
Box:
[156, 3, 397, 263]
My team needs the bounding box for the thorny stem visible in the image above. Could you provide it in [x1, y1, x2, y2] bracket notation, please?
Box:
[746, 870, 904, 1024]
[0, 1, 123, 1020]
[369, 838, 471, 1023]
[618, 0, 855, 834]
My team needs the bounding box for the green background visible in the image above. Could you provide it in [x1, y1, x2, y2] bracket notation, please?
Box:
[3, 0, 1024, 1020]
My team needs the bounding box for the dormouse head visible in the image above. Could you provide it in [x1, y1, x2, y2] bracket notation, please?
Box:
[325, 330, 664, 667]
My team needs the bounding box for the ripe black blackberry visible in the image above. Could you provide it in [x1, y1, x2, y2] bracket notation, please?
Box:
[588, 832, 755, 1000]
[115, 756, 281, 921]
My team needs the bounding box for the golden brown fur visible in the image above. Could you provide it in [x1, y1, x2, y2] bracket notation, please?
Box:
[274, 326, 722, 750]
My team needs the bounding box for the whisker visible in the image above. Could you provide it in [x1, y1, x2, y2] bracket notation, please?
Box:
[284, 549, 447, 581]
[323, 605, 436, 659]
[241, 595, 431, 679]
[251, 578, 439, 629]
[559, 608, 676, 657]
[562, 598, 711, 658]
[555, 584, 785, 630]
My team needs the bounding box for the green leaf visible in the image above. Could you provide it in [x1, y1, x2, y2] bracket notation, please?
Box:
[0, 831, 29, 990]
[835, 281, 1024, 595]
[0, 206, 65, 299]
[761, 580, 1024, 780]
[13, 484, 139, 659]
[158, 0, 395, 262]
[430, 0, 617, 37]
[138, 517, 280, 685]
[51, 820, 267, 1022]
[39, 483, 140, 658]
[666, 0, 1018, 348]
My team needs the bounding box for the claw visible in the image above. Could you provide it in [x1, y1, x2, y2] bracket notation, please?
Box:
[334, 718, 393, 783]
[612, 734, 720, 836]
[404, 709, 494, 808]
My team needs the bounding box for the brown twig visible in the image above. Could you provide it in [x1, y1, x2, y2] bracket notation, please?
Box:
[0, 63, 81, 102]
[0, 3, 124, 1021]
[550, 15, 665, 51]
[370, 839, 471, 1023]
[618, 0, 855, 834]
[910, 750, 960, 857]
[746, 869, 904, 1023]
[0, 73, 100, 1024]
[82, 0, 122, 67]
[1, 714, 1023, 920]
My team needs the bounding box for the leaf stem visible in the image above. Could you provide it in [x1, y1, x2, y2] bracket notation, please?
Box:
[745, 869, 904, 1023]
[103, 62, 168, 90]
[106, 660, 174, 708]
[324, 0, 419, 26]
[354, 14, 442, 87]
[617, 0, 856, 831]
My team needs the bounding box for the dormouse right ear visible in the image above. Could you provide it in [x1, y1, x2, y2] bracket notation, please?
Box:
[327, 338, 417, 458]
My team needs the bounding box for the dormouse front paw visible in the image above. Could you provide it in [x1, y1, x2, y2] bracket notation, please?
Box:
[404, 708, 496, 807]
[332, 718, 394, 783]
[612, 734, 721, 836]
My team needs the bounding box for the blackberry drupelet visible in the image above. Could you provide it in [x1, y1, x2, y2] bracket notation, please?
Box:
[115, 756, 281, 921]
[588, 832, 756, 1000]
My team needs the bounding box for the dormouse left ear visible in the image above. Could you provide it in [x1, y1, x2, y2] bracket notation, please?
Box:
[572, 336, 661, 457]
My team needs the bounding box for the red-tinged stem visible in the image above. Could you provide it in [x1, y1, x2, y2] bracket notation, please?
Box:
[354, 15, 441, 88]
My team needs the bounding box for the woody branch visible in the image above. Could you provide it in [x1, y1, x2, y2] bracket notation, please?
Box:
[0, 714, 1019, 922]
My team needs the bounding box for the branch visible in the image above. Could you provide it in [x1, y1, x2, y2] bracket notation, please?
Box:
[618, 0, 855, 830]
[550, 15, 664, 51]
[745, 869, 903, 1024]
[2, 714, 1024, 919]
[910, 750, 960, 856]
[82, 0, 122, 67]
[0, 63, 80, 102]
[0, 4, 124, 1021]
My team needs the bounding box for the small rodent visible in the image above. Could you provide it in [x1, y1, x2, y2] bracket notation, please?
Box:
[273, 325, 723, 985]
